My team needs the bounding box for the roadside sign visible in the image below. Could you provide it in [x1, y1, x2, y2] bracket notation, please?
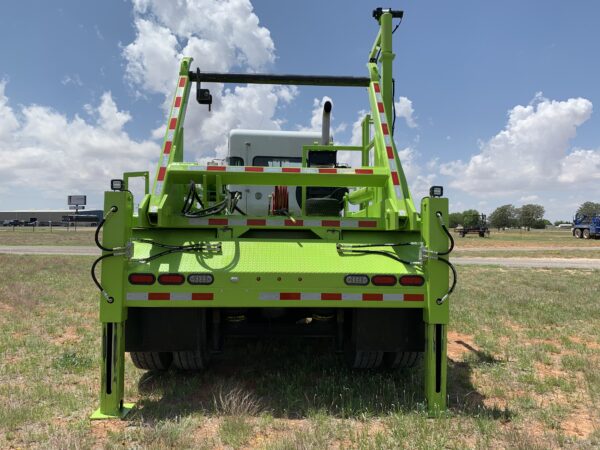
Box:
[69, 205, 85, 210]
[68, 195, 86, 206]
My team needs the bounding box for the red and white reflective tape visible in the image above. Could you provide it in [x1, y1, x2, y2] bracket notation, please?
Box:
[187, 166, 374, 175]
[372, 82, 403, 199]
[155, 76, 188, 196]
[127, 292, 213, 301]
[189, 217, 378, 228]
[259, 292, 424, 301]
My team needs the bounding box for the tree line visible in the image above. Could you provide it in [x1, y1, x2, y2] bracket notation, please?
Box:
[448, 201, 600, 230]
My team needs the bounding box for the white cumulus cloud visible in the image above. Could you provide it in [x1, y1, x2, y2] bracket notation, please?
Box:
[440, 94, 594, 196]
[0, 82, 159, 205]
[395, 96, 417, 128]
[123, 0, 294, 161]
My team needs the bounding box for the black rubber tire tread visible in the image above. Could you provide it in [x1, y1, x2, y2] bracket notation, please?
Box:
[349, 350, 383, 369]
[385, 351, 422, 369]
[583, 229, 591, 239]
[130, 351, 172, 371]
[172, 350, 209, 371]
[574, 228, 583, 238]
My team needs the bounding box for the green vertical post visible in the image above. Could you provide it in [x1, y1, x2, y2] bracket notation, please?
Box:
[91, 191, 134, 419]
[361, 114, 371, 166]
[379, 11, 395, 126]
[421, 196, 450, 415]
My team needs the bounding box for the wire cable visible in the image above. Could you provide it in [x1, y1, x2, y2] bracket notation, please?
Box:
[391, 78, 396, 135]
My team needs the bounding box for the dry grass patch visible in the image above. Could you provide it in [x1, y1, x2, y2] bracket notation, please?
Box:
[1, 256, 600, 448]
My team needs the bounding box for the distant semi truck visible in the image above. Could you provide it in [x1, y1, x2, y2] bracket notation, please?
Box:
[572, 213, 600, 239]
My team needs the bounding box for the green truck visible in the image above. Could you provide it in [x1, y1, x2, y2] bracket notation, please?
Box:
[91, 8, 455, 419]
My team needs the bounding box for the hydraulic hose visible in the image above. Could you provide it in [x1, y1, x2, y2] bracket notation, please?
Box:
[436, 257, 457, 305]
[94, 206, 118, 252]
[435, 211, 454, 256]
[91, 206, 123, 303]
[434, 211, 457, 304]
[91, 253, 115, 303]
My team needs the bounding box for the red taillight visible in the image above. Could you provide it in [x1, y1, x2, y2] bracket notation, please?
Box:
[371, 275, 397, 286]
[399, 275, 425, 286]
[128, 273, 155, 285]
[158, 273, 185, 285]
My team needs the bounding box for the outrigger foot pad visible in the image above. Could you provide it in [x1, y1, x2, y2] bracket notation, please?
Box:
[90, 403, 135, 420]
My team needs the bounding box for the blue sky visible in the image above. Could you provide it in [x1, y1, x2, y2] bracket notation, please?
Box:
[0, 0, 599, 220]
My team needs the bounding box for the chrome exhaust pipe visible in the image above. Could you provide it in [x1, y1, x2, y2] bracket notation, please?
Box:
[321, 100, 332, 145]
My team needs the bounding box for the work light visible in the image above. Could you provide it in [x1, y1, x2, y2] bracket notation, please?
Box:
[429, 186, 443, 197]
[111, 179, 124, 191]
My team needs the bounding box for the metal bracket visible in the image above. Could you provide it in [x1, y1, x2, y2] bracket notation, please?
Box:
[420, 244, 439, 262]
[196, 68, 213, 111]
[113, 242, 133, 258]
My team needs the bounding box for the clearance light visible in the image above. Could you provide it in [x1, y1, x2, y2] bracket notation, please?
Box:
[158, 274, 185, 285]
[188, 273, 214, 285]
[344, 274, 370, 286]
[399, 275, 425, 286]
[371, 275, 397, 286]
[128, 273, 155, 285]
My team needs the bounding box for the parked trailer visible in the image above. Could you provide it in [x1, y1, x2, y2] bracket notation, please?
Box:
[572, 213, 600, 239]
[458, 214, 490, 237]
[90, 8, 455, 419]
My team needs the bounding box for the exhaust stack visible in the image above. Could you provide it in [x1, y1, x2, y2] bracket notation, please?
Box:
[321, 100, 332, 145]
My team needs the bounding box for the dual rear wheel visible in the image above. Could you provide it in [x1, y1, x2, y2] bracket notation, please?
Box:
[131, 349, 420, 372]
[574, 228, 591, 239]
[130, 350, 209, 371]
[345, 349, 421, 370]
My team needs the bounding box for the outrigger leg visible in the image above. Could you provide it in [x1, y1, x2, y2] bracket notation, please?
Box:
[91, 191, 134, 419]
[91, 322, 133, 419]
[424, 322, 447, 416]
[421, 196, 450, 416]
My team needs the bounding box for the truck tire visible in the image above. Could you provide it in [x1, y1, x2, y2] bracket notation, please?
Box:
[574, 228, 583, 238]
[130, 351, 172, 371]
[172, 350, 210, 371]
[346, 349, 384, 369]
[583, 229, 591, 239]
[384, 351, 421, 369]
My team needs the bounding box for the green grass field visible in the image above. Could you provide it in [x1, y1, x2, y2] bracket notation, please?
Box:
[452, 249, 600, 259]
[0, 227, 96, 246]
[453, 229, 600, 248]
[1, 254, 598, 449]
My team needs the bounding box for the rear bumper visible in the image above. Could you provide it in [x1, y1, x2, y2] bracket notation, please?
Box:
[124, 288, 425, 307]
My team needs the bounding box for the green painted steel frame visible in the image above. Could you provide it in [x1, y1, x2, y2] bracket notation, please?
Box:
[93, 10, 450, 418]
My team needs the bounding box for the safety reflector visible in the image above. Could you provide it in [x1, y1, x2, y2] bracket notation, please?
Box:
[371, 275, 397, 286]
[187, 273, 214, 285]
[158, 274, 185, 285]
[344, 274, 370, 286]
[399, 275, 425, 286]
[128, 273, 155, 285]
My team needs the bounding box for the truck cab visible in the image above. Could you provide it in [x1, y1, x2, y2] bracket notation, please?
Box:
[227, 129, 320, 216]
